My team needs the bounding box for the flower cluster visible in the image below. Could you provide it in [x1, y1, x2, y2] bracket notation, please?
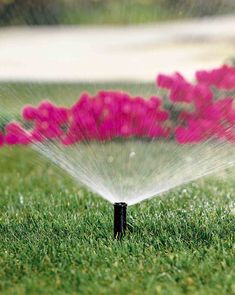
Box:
[1, 64, 235, 147]
[1, 91, 170, 146]
[156, 64, 235, 143]
[196, 64, 235, 90]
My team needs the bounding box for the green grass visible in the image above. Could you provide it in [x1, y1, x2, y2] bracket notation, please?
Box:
[0, 147, 235, 294]
[0, 83, 235, 294]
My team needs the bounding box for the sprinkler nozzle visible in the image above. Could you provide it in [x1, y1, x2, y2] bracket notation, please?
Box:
[114, 202, 127, 239]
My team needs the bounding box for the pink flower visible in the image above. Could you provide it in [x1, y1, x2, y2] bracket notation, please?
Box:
[147, 96, 162, 109]
[22, 100, 69, 142]
[22, 105, 37, 120]
[0, 132, 4, 147]
[157, 72, 185, 89]
[175, 125, 203, 144]
[189, 84, 213, 110]
[157, 72, 193, 103]
[196, 64, 235, 90]
[170, 81, 192, 103]
[5, 122, 31, 145]
[60, 133, 81, 145]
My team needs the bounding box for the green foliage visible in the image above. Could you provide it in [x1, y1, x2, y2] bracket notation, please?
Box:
[0, 0, 234, 26]
[0, 147, 235, 294]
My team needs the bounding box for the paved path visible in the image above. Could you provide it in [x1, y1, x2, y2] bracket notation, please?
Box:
[0, 14, 235, 82]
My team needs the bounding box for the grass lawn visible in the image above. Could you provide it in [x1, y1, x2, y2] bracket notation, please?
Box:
[0, 83, 235, 294]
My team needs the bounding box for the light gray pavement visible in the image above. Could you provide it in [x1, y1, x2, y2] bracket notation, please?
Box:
[0, 14, 235, 82]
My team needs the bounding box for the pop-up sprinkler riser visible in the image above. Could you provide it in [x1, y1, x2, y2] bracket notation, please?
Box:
[114, 202, 127, 239]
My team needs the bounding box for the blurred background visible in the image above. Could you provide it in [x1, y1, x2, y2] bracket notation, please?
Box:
[0, 0, 235, 84]
[0, 0, 235, 26]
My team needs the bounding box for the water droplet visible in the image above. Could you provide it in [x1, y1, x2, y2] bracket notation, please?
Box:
[129, 151, 136, 158]
[19, 194, 24, 204]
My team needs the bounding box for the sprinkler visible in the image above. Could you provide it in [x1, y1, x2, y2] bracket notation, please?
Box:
[4, 67, 235, 239]
[114, 202, 127, 239]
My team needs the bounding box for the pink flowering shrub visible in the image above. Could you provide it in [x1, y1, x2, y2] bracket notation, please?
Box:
[1, 64, 235, 147]
[156, 64, 235, 144]
[22, 100, 68, 142]
[2, 91, 170, 147]
[196, 64, 235, 90]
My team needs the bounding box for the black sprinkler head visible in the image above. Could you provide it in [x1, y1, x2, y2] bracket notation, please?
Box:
[114, 202, 127, 239]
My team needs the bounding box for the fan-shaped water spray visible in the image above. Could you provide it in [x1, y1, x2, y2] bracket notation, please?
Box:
[1, 65, 235, 237]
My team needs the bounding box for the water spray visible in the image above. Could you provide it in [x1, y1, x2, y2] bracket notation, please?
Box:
[2, 65, 235, 239]
[114, 202, 127, 239]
